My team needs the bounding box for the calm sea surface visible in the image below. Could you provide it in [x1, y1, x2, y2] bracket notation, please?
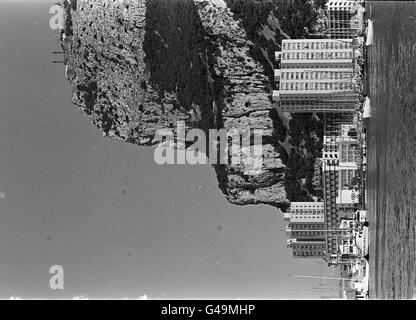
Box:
[367, 0, 416, 299]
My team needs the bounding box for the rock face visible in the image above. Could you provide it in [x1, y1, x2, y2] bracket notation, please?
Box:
[63, 0, 289, 210]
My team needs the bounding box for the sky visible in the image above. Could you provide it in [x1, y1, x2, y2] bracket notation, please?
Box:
[0, 0, 333, 299]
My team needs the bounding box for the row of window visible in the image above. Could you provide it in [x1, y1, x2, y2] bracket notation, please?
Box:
[294, 245, 325, 250]
[294, 251, 325, 256]
[292, 231, 325, 236]
[325, 145, 339, 152]
[340, 143, 358, 162]
[282, 51, 353, 60]
[281, 70, 352, 80]
[292, 217, 324, 221]
[289, 224, 325, 230]
[280, 82, 353, 91]
[282, 41, 352, 51]
[340, 169, 356, 190]
[291, 209, 324, 214]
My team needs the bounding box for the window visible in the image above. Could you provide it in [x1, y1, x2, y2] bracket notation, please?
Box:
[340, 169, 356, 190]
[340, 143, 358, 162]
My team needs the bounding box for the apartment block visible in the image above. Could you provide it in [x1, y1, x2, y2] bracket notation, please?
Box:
[273, 39, 358, 112]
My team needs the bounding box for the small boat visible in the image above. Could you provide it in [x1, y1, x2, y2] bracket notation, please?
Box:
[363, 97, 371, 118]
[366, 19, 373, 46]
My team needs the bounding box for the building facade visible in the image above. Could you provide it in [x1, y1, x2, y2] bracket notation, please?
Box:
[289, 202, 325, 223]
[285, 202, 327, 259]
[322, 112, 359, 257]
[322, 113, 359, 207]
[326, 0, 364, 39]
[287, 223, 326, 240]
[291, 241, 327, 259]
[273, 39, 358, 112]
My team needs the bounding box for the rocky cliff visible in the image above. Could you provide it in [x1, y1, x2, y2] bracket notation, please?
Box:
[61, 0, 290, 211]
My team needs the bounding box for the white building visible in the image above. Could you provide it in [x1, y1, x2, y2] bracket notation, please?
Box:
[289, 202, 325, 223]
[326, 0, 365, 39]
[278, 39, 354, 68]
[322, 113, 359, 205]
[273, 39, 358, 112]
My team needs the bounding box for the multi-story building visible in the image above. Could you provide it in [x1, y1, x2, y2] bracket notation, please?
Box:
[288, 202, 325, 223]
[273, 39, 358, 112]
[284, 114, 360, 259]
[322, 112, 359, 257]
[285, 202, 327, 259]
[287, 223, 326, 240]
[326, 0, 365, 39]
[290, 241, 327, 259]
[322, 113, 359, 207]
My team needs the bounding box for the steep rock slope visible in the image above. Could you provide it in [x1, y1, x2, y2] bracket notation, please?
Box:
[62, 0, 289, 210]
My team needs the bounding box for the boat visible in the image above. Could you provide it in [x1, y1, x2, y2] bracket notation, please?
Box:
[366, 19, 373, 46]
[363, 96, 371, 118]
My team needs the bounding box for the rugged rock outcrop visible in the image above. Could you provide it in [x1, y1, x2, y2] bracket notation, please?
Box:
[62, 0, 289, 210]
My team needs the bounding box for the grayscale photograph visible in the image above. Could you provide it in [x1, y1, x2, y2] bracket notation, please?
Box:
[0, 0, 415, 301]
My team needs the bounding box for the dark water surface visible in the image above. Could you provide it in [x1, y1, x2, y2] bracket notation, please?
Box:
[367, 1, 416, 299]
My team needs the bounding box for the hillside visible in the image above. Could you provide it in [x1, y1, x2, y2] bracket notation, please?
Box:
[61, 0, 326, 210]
